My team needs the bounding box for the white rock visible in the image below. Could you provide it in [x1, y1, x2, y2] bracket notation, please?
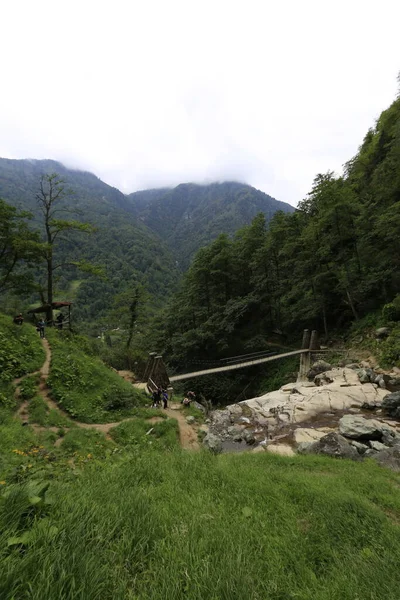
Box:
[293, 428, 327, 444]
[266, 444, 296, 457]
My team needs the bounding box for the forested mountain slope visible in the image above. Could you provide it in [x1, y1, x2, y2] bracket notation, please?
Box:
[161, 92, 400, 367]
[0, 158, 179, 322]
[128, 182, 294, 267]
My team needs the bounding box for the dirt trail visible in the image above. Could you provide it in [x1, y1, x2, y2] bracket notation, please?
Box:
[15, 339, 199, 449]
[165, 403, 200, 450]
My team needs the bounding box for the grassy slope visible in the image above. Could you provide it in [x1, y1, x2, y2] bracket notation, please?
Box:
[0, 315, 45, 409]
[2, 315, 400, 598]
[1, 451, 400, 599]
[46, 330, 148, 423]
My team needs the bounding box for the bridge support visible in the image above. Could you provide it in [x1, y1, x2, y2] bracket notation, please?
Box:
[298, 329, 320, 381]
[143, 353, 171, 393]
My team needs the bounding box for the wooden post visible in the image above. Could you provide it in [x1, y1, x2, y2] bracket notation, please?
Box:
[301, 329, 311, 349]
[309, 330, 319, 351]
[143, 352, 157, 383]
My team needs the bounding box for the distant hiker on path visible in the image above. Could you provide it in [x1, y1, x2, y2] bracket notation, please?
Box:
[152, 388, 161, 408]
[162, 389, 168, 409]
[37, 319, 45, 339]
[13, 313, 23, 326]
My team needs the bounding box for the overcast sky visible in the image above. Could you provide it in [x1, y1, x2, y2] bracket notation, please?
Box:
[1, 0, 399, 206]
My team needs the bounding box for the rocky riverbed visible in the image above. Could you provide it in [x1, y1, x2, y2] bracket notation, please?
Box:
[202, 359, 400, 469]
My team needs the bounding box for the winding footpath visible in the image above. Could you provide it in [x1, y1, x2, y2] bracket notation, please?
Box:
[14, 338, 199, 449]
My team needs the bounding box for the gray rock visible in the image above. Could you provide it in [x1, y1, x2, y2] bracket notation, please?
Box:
[338, 359, 359, 368]
[242, 429, 256, 445]
[373, 444, 400, 471]
[193, 401, 206, 413]
[369, 440, 388, 452]
[297, 441, 314, 453]
[375, 327, 390, 339]
[382, 391, 400, 419]
[349, 440, 369, 454]
[339, 415, 384, 440]
[356, 369, 370, 384]
[227, 425, 245, 441]
[364, 449, 378, 458]
[307, 360, 332, 380]
[203, 433, 222, 453]
[303, 432, 360, 460]
[186, 416, 196, 425]
[210, 410, 231, 429]
[361, 399, 382, 410]
[381, 428, 400, 447]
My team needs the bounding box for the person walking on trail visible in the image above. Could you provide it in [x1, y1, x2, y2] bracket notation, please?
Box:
[152, 388, 161, 408]
[162, 389, 168, 409]
[37, 319, 46, 339]
[13, 313, 23, 326]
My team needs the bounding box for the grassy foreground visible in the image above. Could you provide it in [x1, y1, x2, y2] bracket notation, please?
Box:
[1, 450, 400, 600]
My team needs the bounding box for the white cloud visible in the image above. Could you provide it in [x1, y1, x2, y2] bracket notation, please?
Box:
[0, 0, 399, 206]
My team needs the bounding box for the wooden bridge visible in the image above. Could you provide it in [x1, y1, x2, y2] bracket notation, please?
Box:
[142, 329, 320, 391]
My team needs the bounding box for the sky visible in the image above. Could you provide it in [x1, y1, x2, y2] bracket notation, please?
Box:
[0, 0, 399, 207]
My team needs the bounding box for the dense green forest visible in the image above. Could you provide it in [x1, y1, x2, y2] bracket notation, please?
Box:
[0, 160, 291, 333]
[128, 181, 294, 268]
[161, 92, 400, 371]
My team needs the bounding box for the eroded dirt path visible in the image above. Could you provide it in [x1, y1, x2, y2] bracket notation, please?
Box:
[165, 403, 200, 450]
[15, 340, 200, 449]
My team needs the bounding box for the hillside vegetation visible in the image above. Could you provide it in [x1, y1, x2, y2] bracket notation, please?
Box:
[161, 92, 400, 376]
[128, 181, 294, 267]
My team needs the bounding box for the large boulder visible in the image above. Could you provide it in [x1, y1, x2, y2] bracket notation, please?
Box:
[382, 391, 400, 419]
[339, 415, 384, 440]
[373, 444, 400, 471]
[307, 360, 332, 380]
[301, 432, 359, 460]
[203, 433, 222, 453]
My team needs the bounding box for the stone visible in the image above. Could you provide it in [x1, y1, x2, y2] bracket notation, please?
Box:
[356, 369, 370, 384]
[375, 327, 390, 339]
[239, 416, 251, 424]
[293, 428, 326, 445]
[303, 432, 360, 460]
[227, 425, 245, 441]
[339, 415, 385, 440]
[266, 444, 295, 457]
[369, 441, 388, 452]
[250, 445, 265, 453]
[382, 391, 400, 419]
[373, 444, 400, 471]
[242, 429, 256, 445]
[186, 416, 196, 425]
[193, 401, 206, 413]
[210, 410, 231, 429]
[203, 433, 222, 453]
[307, 360, 332, 380]
[349, 440, 369, 454]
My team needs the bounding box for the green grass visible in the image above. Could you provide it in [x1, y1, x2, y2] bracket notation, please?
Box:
[19, 374, 40, 400]
[109, 417, 180, 451]
[46, 331, 148, 423]
[1, 451, 400, 599]
[0, 315, 45, 410]
[28, 396, 73, 428]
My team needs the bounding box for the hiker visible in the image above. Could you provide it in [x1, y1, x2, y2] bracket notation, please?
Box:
[37, 319, 46, 339]
[162, 389, 168, 409]
[182, 390, 195, 406]
[152, 388, 161, 408]
[13, 313, 23, 326]
[56, 313, 64, 330]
